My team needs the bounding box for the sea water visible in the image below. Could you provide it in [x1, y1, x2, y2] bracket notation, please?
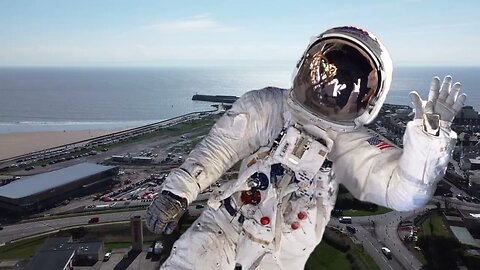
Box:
[0, 66, 478, 133]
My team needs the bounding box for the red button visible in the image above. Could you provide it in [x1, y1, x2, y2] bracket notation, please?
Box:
[291, 222, 300, 230]
[260, 217, 270, 225]
[297, 211, 307, 220]
[240, 190, 261, 205]
[240, 191, 252, 204]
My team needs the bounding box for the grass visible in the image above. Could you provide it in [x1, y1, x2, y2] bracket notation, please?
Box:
[0, 235, 47, 261]
[351, 243, 381, 270]
[420, 211, 449, 237]
[407, 210, 452, 264]
[342, 206, 392, 217]
[305, 242, 351, 270]
[305, 230, 381, 270]
[104, 242, 132, 251]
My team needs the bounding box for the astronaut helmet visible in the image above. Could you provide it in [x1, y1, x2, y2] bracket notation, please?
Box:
[288, 26, 393, 131]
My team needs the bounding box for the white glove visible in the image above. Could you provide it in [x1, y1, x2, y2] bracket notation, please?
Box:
[409, 75, 466, 134]
[146, 191, 187, 234]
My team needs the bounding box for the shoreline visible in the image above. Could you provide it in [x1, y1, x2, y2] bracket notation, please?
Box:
[0, 109, 217, 162]
[0, 130, 116, 160]
[0, 119, 162, 135]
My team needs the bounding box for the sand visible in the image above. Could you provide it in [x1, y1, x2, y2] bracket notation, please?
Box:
[0, 130, 115, 160]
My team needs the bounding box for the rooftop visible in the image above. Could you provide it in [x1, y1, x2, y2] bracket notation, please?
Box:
[0, 163, 116, 199]
[450, 226, 480, 248]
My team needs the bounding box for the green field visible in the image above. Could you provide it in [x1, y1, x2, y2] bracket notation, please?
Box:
[0, 235, 47, 261]
[305, 242, 352, 270]
[342, 206, 392, 217]
[420, 211, 450, 237]
[408, 210, 454, 265]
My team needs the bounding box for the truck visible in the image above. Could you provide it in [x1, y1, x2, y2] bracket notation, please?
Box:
[153, 241, 164, 255]
[339, 216, 352, 224]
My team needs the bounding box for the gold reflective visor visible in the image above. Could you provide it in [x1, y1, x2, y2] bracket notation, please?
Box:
[292, 38, 380, 122]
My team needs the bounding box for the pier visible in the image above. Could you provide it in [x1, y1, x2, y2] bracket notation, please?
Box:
[192, 94, 238, 103]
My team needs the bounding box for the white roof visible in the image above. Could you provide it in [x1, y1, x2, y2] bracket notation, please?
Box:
[0, 163, 116, 199]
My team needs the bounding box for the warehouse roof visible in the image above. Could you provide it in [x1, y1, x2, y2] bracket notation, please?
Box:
[0, 163, 117, 199]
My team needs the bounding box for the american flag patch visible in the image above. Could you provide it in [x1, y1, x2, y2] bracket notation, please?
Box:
[366, 136, 392, 150]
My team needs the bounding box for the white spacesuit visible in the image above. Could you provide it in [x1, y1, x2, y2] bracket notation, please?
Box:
[146, 26, 466, 270]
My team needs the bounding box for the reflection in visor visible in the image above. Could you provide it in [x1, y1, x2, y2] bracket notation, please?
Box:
[293, 38, 380, 123]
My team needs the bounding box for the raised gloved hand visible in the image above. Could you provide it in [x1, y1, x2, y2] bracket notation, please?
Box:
[409, 75, 466, 134]
[146, 190, 187, 234]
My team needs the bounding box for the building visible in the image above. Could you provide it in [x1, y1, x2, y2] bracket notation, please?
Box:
[443, 209, 480, 248]
[0, 163, 118, 213]
[25, 237, 104, 270]
[454, 106, 480, 125]
[466, 157, 480, 171]
[470, 171, 480, 197]
[131, 215, 144, 251]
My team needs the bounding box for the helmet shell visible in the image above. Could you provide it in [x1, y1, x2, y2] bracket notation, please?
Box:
[289, 26, 393, 131]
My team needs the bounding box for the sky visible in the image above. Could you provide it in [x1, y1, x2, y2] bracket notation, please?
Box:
[0, 0, 478, 67]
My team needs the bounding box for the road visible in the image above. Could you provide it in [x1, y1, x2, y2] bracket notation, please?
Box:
[335, 192, 480, 270]
[0, 202, 207, 245]
[330, 219, 403, 270]
[0, 210, 147, 244]
[2, 190, 479, 270]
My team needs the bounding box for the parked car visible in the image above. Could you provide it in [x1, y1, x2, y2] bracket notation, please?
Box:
[103, 252, 112, 261]
[443, 192, 453, 197]
[346, 225, 356, 234]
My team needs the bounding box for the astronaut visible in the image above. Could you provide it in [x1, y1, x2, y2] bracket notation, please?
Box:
[146, 26, 466, 269]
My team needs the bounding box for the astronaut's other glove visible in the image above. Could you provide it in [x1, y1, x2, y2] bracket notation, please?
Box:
[146, 190, 187, 234]
[409, 75, 466, 135]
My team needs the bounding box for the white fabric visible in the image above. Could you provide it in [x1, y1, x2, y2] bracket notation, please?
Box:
[159, 87, 456, 269]
[409, 75, 467, 124]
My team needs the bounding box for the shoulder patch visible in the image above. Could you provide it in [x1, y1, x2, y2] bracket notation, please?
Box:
[366, 136, 393, 150]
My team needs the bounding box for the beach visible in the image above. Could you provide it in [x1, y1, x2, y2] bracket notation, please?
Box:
[0, 130, 115, 160]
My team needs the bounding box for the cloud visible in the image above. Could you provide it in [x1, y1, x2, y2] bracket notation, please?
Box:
[147, 14, 240, 33]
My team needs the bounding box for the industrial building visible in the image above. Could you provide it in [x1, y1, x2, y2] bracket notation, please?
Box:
[0, 163, 118, 213]
[25, 237, 105, 270]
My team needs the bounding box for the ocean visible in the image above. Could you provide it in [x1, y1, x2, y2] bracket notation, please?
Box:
[0, 66, 478, 134]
